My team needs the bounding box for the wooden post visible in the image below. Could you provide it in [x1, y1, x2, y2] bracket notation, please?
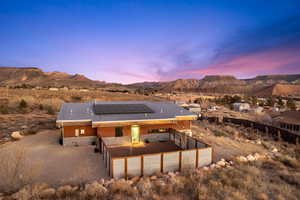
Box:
[124, 158, 128, 179]
[141, 156, 144, 176]
[277, 130, 281, 141]
[196, 149, 199, 168]
[179, 151, 182, 172]
[296, 136, 299, 146]
[265, 126, 269, 137]
[161, 154, 164, 173]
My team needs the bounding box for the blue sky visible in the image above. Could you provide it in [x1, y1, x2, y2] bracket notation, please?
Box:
[1, 0, 300, 83]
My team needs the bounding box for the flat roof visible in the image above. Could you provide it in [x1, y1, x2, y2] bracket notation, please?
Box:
[57, 101, 197, 124]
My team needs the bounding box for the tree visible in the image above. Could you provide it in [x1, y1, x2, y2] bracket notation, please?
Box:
[266, 97, 275, 107]
[277, 97, 285, 108]
[286, 98, 296, 110]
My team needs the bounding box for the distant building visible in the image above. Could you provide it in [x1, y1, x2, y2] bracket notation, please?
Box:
[250, 106, 264, 114]
[233, 103, 250, 112]
[187, 104, 201, 113]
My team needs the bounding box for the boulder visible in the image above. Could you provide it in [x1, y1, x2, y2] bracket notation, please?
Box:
[136, 178, 152, 197]
[11, 131, 23, 140]
[236, 156, 247, 162]
[253, 153, 261, 160]
[216, 160, 226, 167]
[56, 185, 73, 197]
[271, 148, 278, 153]
[246, 155, 256, 161]
[85, 181, 107, 197]
[12, 187, 31, 200]
[39, 188, 56, 198]
[130, 176, 140, 183]
[150, 175, 157, 180]
[203, 167, 209, 171]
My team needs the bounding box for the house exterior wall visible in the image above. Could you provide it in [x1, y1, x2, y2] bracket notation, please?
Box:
[63, 125, 97, 137]
[97, 120, 191, 137]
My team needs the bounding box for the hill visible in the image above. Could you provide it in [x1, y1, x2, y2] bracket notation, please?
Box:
[0, 67, 125, 89]
[253, 84, 300, 96]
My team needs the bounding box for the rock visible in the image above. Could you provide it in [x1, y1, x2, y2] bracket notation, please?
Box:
[256, 140, 262, 145]
[56, 185, 73, 197]
[210, 164, 216, 169]
[203, 167, 209, 171]
[131, 176, 140, 183]
[246, 155, 256, 161]
[220, 158, 225, 162]
[229, 161, 234, 165]
[85, 181, 107, 197]
[150, 175, 157, 180]
[272, 148, 278, 153]
[136, 178, 152, 197]
[12, 186, 31, 200]
[167, 171, 175, 177]
[253, 153, 261, 160]
[21, 125, 28, 129]
[39, 188, 56, 198]
[11, 131, 23, 140]
[216, 160, 226, 167]
[236, 156, 247, 162]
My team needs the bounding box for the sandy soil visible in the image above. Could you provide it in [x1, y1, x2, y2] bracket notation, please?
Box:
[0, 130, 108, 187]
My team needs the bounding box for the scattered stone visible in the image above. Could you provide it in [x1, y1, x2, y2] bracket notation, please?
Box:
[272, 148, 278, 153]
[203, 167, 209, 171]
[256, 140, 262, 145]
[216, 160, 226, 167]
[246, 154, 256, 161]
[136, 178, 152, 197]
[150, 175, 157, 180]
[39, 188, 56, 198]
[85, 181, 107, 197]
[236, 156, 247, 162]
[56, 185, 73, 197]
[11, 131, 23, 140]
[131, 176, 140, 183]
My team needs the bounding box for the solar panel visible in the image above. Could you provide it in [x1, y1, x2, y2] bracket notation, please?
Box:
[94, 104, 154, 115]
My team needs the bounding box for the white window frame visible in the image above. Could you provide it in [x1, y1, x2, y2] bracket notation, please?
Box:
[80, 129, 85, 135]
[75, 129, 79, 137]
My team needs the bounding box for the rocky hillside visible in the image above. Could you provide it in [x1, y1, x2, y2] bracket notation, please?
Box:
[253, 84, 300, 97]
[0, 67, 124, 89]
[128, 74, 300, 96]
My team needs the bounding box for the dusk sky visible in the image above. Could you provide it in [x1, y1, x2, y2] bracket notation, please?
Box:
[1, 0, 300, 83]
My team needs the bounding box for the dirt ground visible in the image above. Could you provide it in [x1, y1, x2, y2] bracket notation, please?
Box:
[191, 121, 268, 161]
[0, 130, 108, 188]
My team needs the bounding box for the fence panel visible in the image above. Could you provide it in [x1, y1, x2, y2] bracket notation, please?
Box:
[143, 154, 161, 176]
[127, 156, 142, 177]
[198, 148, 212, 167]
[112, 158, 125, 179]
[188, 137, 196, 149]
[163, 151, 180, 172]
[181, 149, 196, 170]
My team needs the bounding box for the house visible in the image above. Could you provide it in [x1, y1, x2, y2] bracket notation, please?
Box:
[233, 103, 250, 112]
[272, 111, 300, 133]
[56, 101, 213, 178]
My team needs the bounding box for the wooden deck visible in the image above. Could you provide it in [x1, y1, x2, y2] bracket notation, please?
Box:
[108, 141, 181, 158]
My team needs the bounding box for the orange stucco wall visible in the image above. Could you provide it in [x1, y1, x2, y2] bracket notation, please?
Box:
[97, 120, 191, 137]
[63, 125, 97, 137]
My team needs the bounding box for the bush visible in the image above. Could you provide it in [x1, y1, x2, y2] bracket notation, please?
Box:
[45, 105, 55, 115]
[0, 105, 9, 114]
[19, 99, 28, 109]
[71, 96, 82, 102]
[38, 104, 44, 110]
[214, 130, 227, 137]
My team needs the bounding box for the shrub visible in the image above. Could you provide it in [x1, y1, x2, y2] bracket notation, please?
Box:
[214, 130, 227, 137]
[38, 104, 44, 110]
[71, 96, 82, 102]
[0, 105, 9, 114]
[45, 105, 55, 115]
[19, 99, 28, 109]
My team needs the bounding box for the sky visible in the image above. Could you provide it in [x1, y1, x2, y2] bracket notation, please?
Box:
[1, 0, 300, 84]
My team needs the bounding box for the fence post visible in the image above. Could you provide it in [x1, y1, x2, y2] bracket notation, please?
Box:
[161, 153, 164, 173]
[179, 151, 182, 172]
[277, 130, 281, 141]
[296, 136, 299, 146]
[265, 126, 269, 136]
[196, 149, 199, 168]
[124, 157, 128, 179]
[141, 155, 144, 176]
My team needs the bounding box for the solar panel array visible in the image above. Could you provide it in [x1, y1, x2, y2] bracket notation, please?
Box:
[94, 104, 154, 115]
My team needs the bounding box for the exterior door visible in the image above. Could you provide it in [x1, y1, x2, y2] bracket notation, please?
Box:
[131, 125, 140, 144]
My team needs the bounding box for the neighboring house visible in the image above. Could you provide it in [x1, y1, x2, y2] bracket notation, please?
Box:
[56, 101, 213, 178]
[250, 107, 264, 114]
[233, 103, 250, 112]
[272, 111, 300, 133]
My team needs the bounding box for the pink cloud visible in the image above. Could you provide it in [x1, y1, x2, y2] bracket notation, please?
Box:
[180, 46, 300, 78]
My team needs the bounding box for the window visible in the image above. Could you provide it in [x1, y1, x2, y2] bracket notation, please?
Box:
[80, 129, 85, 135]
[75, 129, 79, 137]
[148, 128, 168, 133]
[115, 127, 123, 137]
